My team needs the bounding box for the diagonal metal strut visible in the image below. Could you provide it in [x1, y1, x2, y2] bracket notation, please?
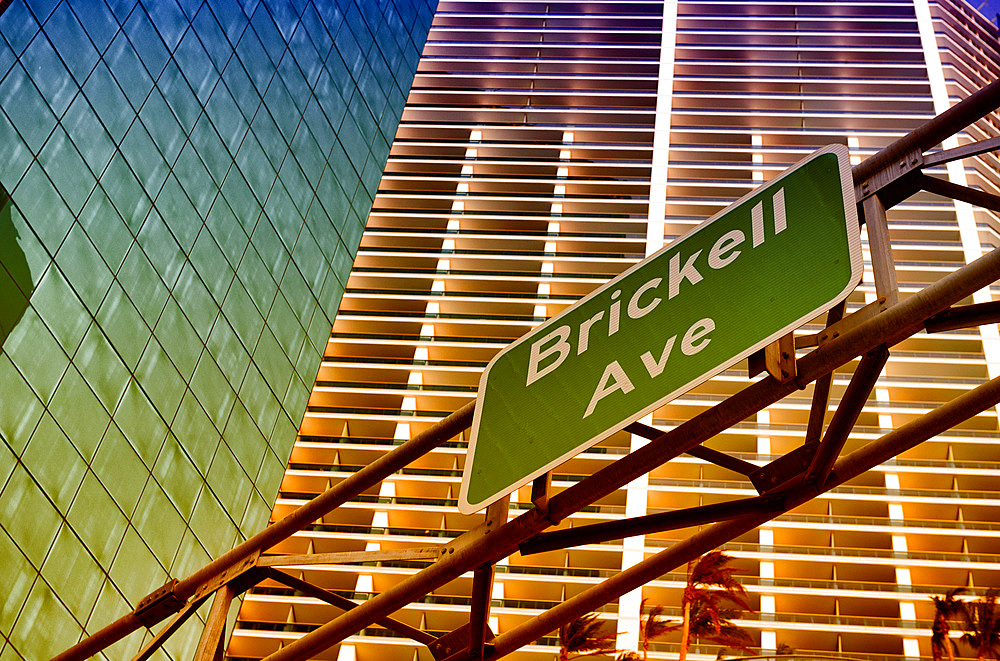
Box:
[53, 78, 1000, 661]
[261, 241, 1000, 661]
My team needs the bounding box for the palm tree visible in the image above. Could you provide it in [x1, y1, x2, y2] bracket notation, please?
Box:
[677, 551, 754, 661]
[931, 588, 966, 661]
[559, 611, 619, 660]
[775, 642, 796, 656]
[639, 598, 676, 661]
[961, 589, 1000, 661]
[685, 596, 754, 657]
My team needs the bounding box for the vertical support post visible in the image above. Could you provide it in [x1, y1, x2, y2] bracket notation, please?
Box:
[805, 301, 846, 444]
[131, 595, 211, 661]
[467, 496, 508, 658]
[467, 564, 495, 659]
[531, 472, 552, 514]
[863, 194, 899, 307]
[485, 495, 511, 528]
[804, 345, 890, 488]
[804, 367, 832, 445]
[485, 373, 1000, 661]
[764, 332, 796, 382]
[214, 632, 225, 661]
[194, 584, 234, 661]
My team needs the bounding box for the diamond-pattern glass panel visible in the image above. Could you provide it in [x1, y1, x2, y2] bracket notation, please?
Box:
[0, 0, 429, 655]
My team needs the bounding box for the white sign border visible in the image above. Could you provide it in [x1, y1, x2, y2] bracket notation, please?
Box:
[459, 144, 861, 514]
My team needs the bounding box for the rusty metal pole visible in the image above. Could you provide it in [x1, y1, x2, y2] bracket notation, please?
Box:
[255, 83, 1000, 659]
[804, 302, 845, 444]
[193, 585, 234, 661]
[489, 511, 775, 661]
[262, 510, 550, 661]
[467, 564, 495, 658]
[861, 194, 899, 306]
[261, 246, 1000, 661]
[852, 79, 1000, 184]
[53, 401, 475, 661]
[51, 80, 1000, 661]
[802, 345, 889, 487]
[261, 567, 438, 644]
[519, 495, 785, 556]
[132, 595, 211, 661]
[479, 373, 1000, 661]
[544, 242, 1000, 526]
[175, 400, 474, 598]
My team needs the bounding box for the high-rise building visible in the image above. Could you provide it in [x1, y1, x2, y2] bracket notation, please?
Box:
[0, 1, 433, 658]
[230, 1, 1000, 660]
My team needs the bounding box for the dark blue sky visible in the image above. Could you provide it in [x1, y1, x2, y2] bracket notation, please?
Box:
[975, 0, 1000, 25]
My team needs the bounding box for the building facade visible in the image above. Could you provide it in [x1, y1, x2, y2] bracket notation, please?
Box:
[0, 0, 433, 658]
[230, 1, 1000, 660]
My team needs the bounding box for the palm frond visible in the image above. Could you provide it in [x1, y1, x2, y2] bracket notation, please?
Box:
[559, 612, 619, 659]
[685, 551, 753, 612]
[706, 622, 754, 653]
[934, 588, 968, 616]
[961, 589, 1000, 661]
[775, 643, 796, 655]
[932, 588, 967, 661]
[640, 598, 679, 643]
[682, 555, 755, 658]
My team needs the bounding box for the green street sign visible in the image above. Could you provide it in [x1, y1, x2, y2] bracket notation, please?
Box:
[459, 145, 862, 514]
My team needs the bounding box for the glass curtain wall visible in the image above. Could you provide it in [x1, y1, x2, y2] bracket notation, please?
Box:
[230, 1, 1000, 660]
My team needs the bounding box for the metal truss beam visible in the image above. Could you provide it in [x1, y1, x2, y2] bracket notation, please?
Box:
[193, 584, 233, 661]
[474, 373, 1000, 661]
[922, 135, 1000, 166]
[54, 80, 1000, 661]
[54, 402, 475, 661]
[131, 595, 210, 661]
[925, 301, 1000, 333]
[627, 420, 759, 476]
[518, 494, 786, 556]
[260, 225, 1000, 661]
[918, 172, 1000, 212]
[802, 346, 889, 489]
[256, 547, 442, 567]
[467, 564, 496, 659]
[260, 568, 437, 645]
